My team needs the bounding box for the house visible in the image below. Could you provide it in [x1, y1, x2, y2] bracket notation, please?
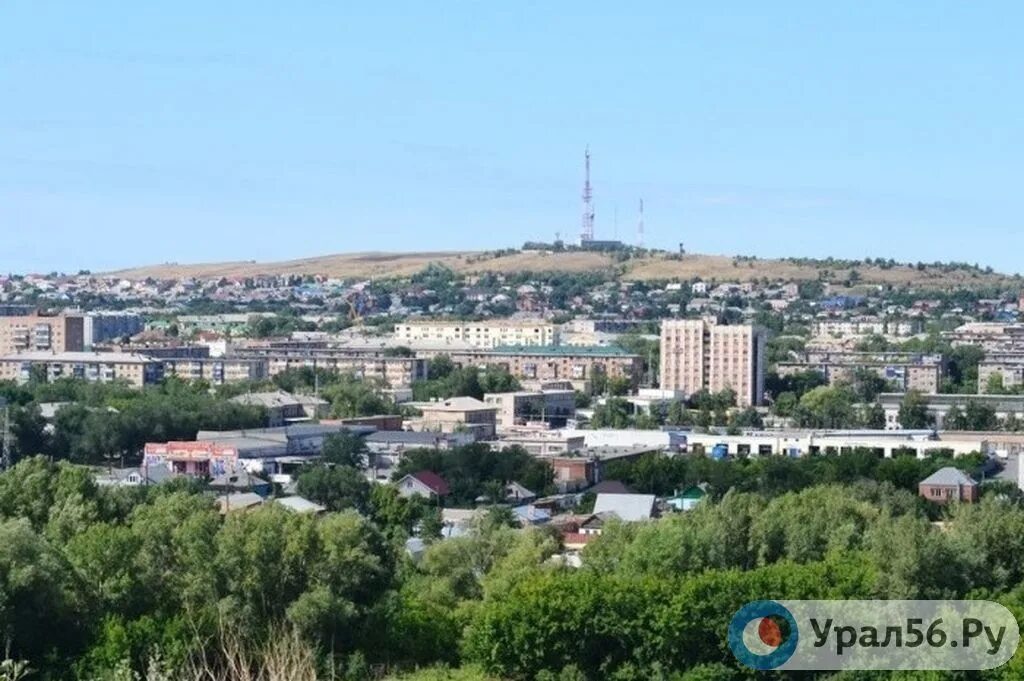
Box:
[95, 462, 176, 487]
[512, 504, 551, 526]
[209, 471, 272, 497]
[667, 484, 710, 512]
[395, 470, 451, 500]
[274, 495, 326, 514]
[215, 492, 265, 514]
[918, 467, 979, 504]
[505, 481, 537, 504]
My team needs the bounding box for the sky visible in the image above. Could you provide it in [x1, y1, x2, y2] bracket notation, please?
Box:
[2, 2, 1023, 274]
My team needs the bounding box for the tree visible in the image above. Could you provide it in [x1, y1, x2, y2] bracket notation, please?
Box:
[320, 432, 369, 469]
[795, 385, 857, 428]
[897, 390, 933, 429]
[295, 465, 370, 513]
[590, 398, 632, 429]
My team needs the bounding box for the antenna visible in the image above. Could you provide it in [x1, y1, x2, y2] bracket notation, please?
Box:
[637, 198, 645, 248]
[580, 147, 594, 244]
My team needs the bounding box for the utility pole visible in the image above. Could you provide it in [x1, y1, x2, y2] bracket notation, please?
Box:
[0, 398, 10, 471]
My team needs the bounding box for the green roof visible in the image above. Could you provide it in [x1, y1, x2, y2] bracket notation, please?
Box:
[488, 344, 639, 357]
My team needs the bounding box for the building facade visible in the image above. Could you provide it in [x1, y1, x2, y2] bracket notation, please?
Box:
[776, 351, 943, 394]
[448, 345, 642, 394]
[0, 351, 163, 387]
[395, 319, 558, 348]
[483, 389, 576, 429]
[0, 313, 84, 355]
[659, 319, 766, 407]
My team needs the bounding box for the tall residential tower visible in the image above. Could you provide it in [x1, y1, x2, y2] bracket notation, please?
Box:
[660, 319, 766, 407]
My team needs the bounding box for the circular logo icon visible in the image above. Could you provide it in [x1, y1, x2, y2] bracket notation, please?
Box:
[728, 600, 799, 670]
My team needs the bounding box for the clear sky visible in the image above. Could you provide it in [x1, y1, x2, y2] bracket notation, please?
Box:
[2, 2, 1022, 274]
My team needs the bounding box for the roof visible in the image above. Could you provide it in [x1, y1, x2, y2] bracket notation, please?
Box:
[588, 480, 635, 495]
[592, 493, 656, 522]
[920, 467, 978, 487]
[230, 390, 327, 409]
[215, 492, 265, 513]
[365, 431, 449, 446]
[405, 470, 451, 496]
[487, 344, 638, 358]
[513, 504, 551, 524]
[209, 471, 270, 490]
[417, 397, 495, 412]
[0, 351, 158, 363]
[275, 496, 326, 514]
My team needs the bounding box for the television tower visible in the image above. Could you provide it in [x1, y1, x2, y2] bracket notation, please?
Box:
[637, 198, 645, 248]
[580, 147, 594, 243]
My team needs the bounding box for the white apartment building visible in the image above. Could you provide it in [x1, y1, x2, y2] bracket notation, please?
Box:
[394, 319, 557, 348]
[659, 319, 766, 407]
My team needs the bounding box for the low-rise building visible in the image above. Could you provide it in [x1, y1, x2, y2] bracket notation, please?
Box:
[411, 397, 497, 439]
[230, 390, 329, 426]
[879, 393, 1024, 430]
[918, 467, 979, 504]
[483, 389, 576, 429]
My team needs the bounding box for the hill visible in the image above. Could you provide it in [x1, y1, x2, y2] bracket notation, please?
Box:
[105, 250, 1019, 288]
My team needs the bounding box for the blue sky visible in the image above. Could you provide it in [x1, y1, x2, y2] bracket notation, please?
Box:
[2, 2, 1022, 273]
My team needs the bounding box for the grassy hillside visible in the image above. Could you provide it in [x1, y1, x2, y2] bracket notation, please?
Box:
[106, 250, 1019, 288]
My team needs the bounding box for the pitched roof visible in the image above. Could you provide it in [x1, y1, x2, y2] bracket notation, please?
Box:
[409, 470, 450, 496]
[920, 466, 978, 487]
[592, 493, 656, 522]
[275, 495, 326, 514]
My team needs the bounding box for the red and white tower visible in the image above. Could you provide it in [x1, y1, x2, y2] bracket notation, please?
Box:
[580, 147, 595, 244]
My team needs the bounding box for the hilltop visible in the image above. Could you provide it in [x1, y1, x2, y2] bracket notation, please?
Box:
[105, 249, 1019, 289]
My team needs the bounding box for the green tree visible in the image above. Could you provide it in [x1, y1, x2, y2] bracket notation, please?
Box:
[897, 389, 933, 429]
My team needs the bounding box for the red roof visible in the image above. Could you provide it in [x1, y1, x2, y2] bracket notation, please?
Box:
[411, 470, 450, 496]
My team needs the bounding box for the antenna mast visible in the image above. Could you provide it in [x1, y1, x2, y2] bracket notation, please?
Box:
[580, 147, 594, 244]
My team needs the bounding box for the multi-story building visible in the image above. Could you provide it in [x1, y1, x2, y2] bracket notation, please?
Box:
[163, 357, 269, 385]
[447, 345, 642, 394]
[395, 319, 558, 348]
[80, 312, 145, 349]
[659, 319, 766, 407]
[483, 389, 576, 429]
[978, 354, 1024, 393]
[0, 351, 163, 387]
[947, 323, 1024, 352]
[231, 345, 427, 387]
[0, 313, 84, 355]
[776, 351, 943, 394]
[812, 317, 922, 338]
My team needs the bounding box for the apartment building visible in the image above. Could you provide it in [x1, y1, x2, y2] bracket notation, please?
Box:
[947, 323, 1024, 352]
[812, 317, 922, 338]
[0, 351, 163, 387]
[162, 357, 269, 385]
[0, 313, 84, 355]
[447, 345, 642, 394]
[659, 319, 766, 407]
[81, 312, 145, 349]
[777, 351, 943, 394]
[978, 354, 1024, 393]
[232, 345, 427, 387]
[395, 319, 558, 348]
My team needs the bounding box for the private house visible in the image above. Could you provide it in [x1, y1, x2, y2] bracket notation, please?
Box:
[918, 467, 980, 504]
[215, 492, 265, 514]
[667, 484, 710, 512]
[95, 462, 176, 487]
[396, 470, 451, 500]
[505, 481, 537, 504]
[592, 493, 657, 522]
[274, 496, 326, 514]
